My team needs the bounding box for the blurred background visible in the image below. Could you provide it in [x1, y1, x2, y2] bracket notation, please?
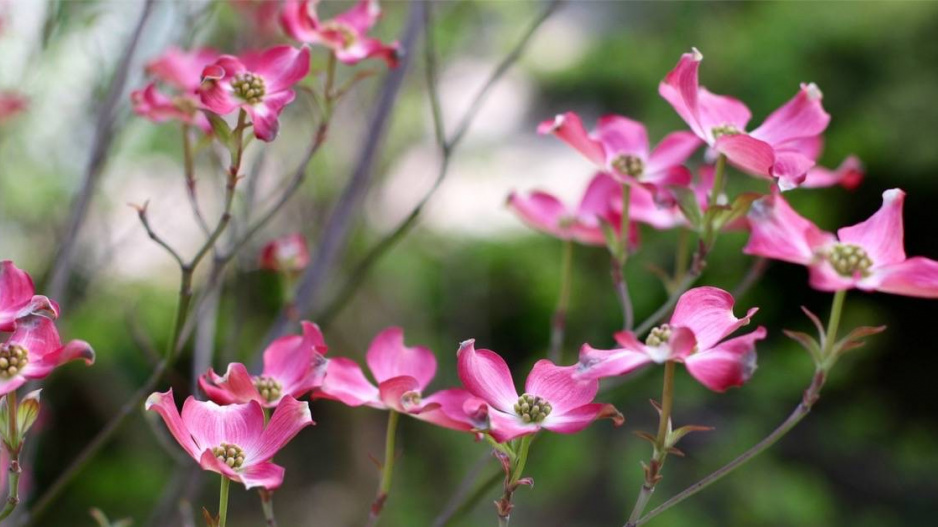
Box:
[1, 1, 938, 526]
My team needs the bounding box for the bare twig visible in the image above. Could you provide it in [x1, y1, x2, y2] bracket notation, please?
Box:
[47, 0, 157, 305]
[317, 0, 565, 325]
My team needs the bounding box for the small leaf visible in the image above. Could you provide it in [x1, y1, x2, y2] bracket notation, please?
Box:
[202, 508, 219, 527]
[204, 112, 231, 144]
[672, 187, 703, 229]
[667, 424, 714, 447]
[712, 192, 761, 231]
[633, 431, 657, 445]
[834, 325, 887, 356]
[784, 329, 822, 362]
[800, 306, 826, 338]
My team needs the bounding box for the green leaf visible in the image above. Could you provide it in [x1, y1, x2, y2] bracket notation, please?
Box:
[204, 112, 231, 145]
[834, 325, 887, 355]
[784, 329, 823, 363]
[672, 187, 703, 229]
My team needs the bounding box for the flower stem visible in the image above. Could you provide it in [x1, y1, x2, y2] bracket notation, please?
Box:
[548, 239, 574, 362]
[627, 361, 676, 524]
[823, 290, 847, 359]
[612, 182, 635, 331]
[708, 154, 726, 211]
[0, 393, 21, 522]
[496, 435, 534, 527]
[367, 410, 400, 526]
[510, 435, 533, 485]
[217, 476, 230, 527]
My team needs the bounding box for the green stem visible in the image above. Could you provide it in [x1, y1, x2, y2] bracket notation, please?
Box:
[259, 489, 277, 527]
[703, 154, 727, 248]
[673, 229, 690, 287]
[822, 290, 847, 359]
[612, 183, 634, 331]
[509, 435, 533, 485]
[0, 393, 21, 522]
[217, 476, 230, 527]
[368, 410, 400, 526]
[548, 239, 573, 362]
[626, 361, 675, 524]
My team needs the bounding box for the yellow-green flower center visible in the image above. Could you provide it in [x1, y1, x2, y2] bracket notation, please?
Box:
[230, 73, 266, 104]
[212, 442, 245, 469]
[253, 376, 283, 403]
[828, 243, 873, 277]
[711, 124, 742, 140]
[645, 324, 673, 347]
[513, 393, 552, 424]
[611, 154, 645, 177]
[0, 344, 29, 379]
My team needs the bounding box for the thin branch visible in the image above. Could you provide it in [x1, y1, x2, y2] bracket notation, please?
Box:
[133, 203, 186, 268]
[261, 0, 427, 346]
[47, 0, 156, 305]
[627, 370, 827, 527]
[634, 241, 708, 337]
[431, 450, 492, 527]
[731, 257, 769, 300]
[317, 0, 564, 325]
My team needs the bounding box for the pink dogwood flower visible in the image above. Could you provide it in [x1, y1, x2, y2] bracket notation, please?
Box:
[660, 48, 830, 191]
[281, 0, 400, 67]
[0, 92, 27, 124]
[578, 287, 766, 392]
[457, 340, 623, 442]
[802, 156, 864, 190]
[314, 327, 484, 432]
[131, 47, 219, 132]
[259, 233, 310, 274]
[146, 389, 313, 490]
[745, 189, 938, 297]
[0, 261, 58, 332]
[200, 321, 328, 408]
[199, 45, 311, 141]
[538, 112, 701, 192]
[0, 314, 95, 396]
[507, 172, 640, 247]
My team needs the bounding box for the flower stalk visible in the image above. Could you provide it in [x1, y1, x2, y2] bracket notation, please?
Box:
[496, 434, 534, 527]
[259, 489, 278, 527]
[626, 361, 675, 524]
[217, 475, 230, 527]
[612, 182, 635, 331]
[367, 410, 400, 526]
[0, 391, 22, 522]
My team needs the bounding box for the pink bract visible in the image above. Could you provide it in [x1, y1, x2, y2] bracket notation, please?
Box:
[131, 47, 219, 132]
[538, 111, 701, 193]
[314, 327, 485, 433]
[199, 45, 310, 141]
[260, 233, 310, 273]
[200, 321, 328, 408]
[0, 261, 59, 332]
[578, 287, 765, 392]
[457, 340, 623, 443]
[745, 189, 938, 297]
[660, 48, 830, 191]
[507, 172, 640, 247]
[281, 0, 400, 67]
[0, 314, 95, 397]
[146, 389, 313, 490]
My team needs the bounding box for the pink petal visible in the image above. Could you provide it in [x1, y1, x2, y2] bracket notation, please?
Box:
[250, 396, 313, 462]
[595, 114, 649, 160]
[365, 327, 437, 389]
[801, 156, 864, 190]
[377, 375, 424, 413]
[643, 164, 693, 187]
[336, 37, 401, 68]
[245, 45, 310, 94]
[0, 377, 28, 398]
[456, 340, 518, 413]
[543, 402, 623, 435]
[659, 49, 707, 140]
[628, 184, 685, 230]
[237, 461, 287, 490]
[538, 112, 606, 166]
[696, 87, 752, 142]
[487, 409, 539, 443]
[280, 0, 322, 43]
[316, 357, 381, 407]
[418, 388, 489, 432]
[771, 151, 814, 191]
[260, 233, 311, 272]
[262, 321, 325, 391]
[198, 83, 239, 116]
[745, 192, 834, 265]
[750, 83, 830, 147]
[6, 315, 93, 378]
[577, 341, 652, 380]
[684, 326, 766, 392]
[199, 363, 261, 406]
[808, 261, 857, 292]
[714, 134, 775, 179]
[181, 398, 265, 454]
[0, 261, 41, 331]
[146, 47, 219, 91]
[145, 389, 200, 459]
[524, 360, 598, 414]
[334, 0, 381, 33]
[645, 131, 703, 174]
[837, 189, 906, 266]
[576, 172, 619, 219]
[670, 286, 758, 351]
[246, 90, 296, 142]
[507, 190, 570, 240]
[868, 257, 938, 298]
